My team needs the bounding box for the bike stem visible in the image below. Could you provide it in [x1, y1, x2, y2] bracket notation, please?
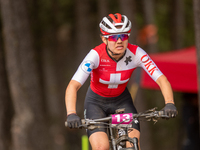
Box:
[109, 127, 117, 150]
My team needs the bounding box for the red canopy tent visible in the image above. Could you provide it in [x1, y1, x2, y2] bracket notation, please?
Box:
[140, 46, 198, 93]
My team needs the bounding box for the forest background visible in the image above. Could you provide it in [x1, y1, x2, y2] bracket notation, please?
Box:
[0, 0, 199, 150]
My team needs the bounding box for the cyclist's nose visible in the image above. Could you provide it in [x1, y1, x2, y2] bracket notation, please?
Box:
[116, 37, 122, 43]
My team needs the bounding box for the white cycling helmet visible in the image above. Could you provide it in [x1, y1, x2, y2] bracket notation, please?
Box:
[99, 13, 132, 35]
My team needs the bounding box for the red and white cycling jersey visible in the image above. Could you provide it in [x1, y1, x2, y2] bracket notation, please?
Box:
[72, 43, 163, 97]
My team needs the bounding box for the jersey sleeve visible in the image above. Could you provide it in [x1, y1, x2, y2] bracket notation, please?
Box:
[72, 50, 99, 85]
[136, 47, 163, 81]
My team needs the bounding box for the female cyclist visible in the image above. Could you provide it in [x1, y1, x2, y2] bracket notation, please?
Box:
[65, 13, 177, 150]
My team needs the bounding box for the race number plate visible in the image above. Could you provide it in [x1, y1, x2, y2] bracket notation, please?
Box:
[111, 113, 133, 125]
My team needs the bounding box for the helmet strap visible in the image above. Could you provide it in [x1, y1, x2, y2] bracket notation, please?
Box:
[105, 39, 121, 56]
[107, 47, 121, 56]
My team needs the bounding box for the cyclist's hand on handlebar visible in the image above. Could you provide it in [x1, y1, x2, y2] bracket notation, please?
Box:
[67, 114, 82, 128]
[162, 103, 177, 118]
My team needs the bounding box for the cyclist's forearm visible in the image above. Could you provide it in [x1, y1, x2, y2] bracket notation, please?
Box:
[65, 80, 82, 115]
[156, 75, 174, 104]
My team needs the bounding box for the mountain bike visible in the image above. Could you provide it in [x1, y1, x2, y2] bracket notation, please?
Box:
[65, 107, 169, 150]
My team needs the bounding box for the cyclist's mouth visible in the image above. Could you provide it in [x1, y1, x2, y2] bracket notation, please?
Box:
[116, 46, 124, 50]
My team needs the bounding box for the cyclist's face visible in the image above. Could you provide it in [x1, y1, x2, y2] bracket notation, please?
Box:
[102, 35, 128, 58]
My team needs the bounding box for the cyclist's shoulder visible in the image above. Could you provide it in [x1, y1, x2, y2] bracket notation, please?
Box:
[127, 43, 147, 56]
[127, 43, 139, 55]
[84, 43, 106, 62]
[127, 43, 138, 49]
[92, 43, 106, 54]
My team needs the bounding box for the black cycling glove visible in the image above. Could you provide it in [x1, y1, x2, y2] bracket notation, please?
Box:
[67, 114, 82, 128]
[162, 103, 177, 118]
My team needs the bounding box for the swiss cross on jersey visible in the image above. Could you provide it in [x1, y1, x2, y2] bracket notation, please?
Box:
[99, 73, 129, 88]
[96, 51, 136, 89]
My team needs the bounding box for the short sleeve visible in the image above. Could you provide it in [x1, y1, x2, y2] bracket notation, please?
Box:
[72, 50, 99, 85]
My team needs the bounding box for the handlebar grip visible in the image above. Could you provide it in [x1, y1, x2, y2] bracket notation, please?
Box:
[65, 119, 85, 127]
[81, 119, 86, 125]
[158, 110, 171, 118]
[158, 110, 164, 116]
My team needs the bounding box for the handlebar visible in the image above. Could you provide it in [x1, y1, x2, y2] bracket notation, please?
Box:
[65, 108, 169, 128]
[65, 116, 112, 128]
